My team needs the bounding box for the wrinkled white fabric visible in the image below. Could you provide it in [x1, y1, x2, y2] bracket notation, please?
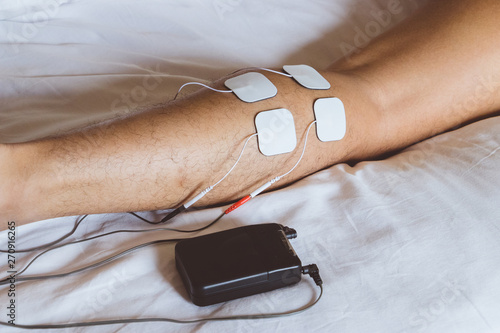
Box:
[1, 0, 499, 332]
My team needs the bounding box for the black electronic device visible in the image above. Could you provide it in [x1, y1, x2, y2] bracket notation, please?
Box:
[175, 223, 303, 306]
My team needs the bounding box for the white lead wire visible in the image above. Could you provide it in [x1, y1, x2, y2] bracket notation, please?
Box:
[278, 120, 317, 179]
[213, 133, 258, 187]
[250, 120, 317, 198]
[174, 82, 233, 100]
[228, 67, 293, 78]
[184, 133, 258, 208]
[255, 67, 293, 77]
[174, 67, 292, 100]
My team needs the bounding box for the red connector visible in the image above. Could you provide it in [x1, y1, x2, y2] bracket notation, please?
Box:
[224, 195, 252, 214]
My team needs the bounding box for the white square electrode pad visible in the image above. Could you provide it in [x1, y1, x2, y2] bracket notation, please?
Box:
[313, 97, 346, 142]
[224, 72, 277, 103]
[283, 65, 330, 90]
[255, 108, 297, 156]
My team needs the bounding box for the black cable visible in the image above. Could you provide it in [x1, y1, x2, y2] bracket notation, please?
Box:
[128, 206, 186, 225]
[2, 238, 183, 284]
[129, 210, 222, 231]
[0, 212, 324, 329]
[0, 215, 88, 253]
[0, 282, 322, 329]
[160, 205, 186, 222]
[0, 212, 226, 285]
[0, 206, 324, 329]
[301, 264, 323, 287]
[129, 211, 163, 224]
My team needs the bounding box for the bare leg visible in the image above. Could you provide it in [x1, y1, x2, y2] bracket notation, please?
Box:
[2, 0, 500, 226]
[1, 72, 377, 224]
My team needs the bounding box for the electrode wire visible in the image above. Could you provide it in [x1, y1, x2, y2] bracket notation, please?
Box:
[277, 120, 317, 180]
[128, 211, 165, 224]
[0, 215, 89, 254]
[174, 82, 233, 100]
[0, 285, 322, 329]
[133, 133, 258, 224]
[228, 67, 293, 78]
[0, 213, 225, 284]
[212, 133, 258, 188]
[225, 120, 317, 214]
[0, 238, 183, 285]
[174, 67, 292, 100]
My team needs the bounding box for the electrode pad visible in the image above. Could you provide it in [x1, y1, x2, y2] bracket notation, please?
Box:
[283, 65, 330, 90]
[313, 97, 346, 142]
[255, 108, 297, 156]
[225, 72, 278, 103]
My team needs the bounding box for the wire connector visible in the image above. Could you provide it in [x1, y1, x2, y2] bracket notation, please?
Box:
[185, 186, 214, 209]
[161, 186, 215, 223]
[302, 264, 323, 286]
[224, 195, 251, 214]
[282, 226, 297, 239]
[159, 206, 186, 223]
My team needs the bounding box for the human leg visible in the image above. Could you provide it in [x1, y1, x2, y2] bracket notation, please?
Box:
[0, 71, 378, 225]
[2, 0, 500, 226]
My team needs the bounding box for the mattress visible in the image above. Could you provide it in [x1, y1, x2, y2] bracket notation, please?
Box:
[1, 0, 499, 332]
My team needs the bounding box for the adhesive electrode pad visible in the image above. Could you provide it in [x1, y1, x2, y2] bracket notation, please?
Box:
[283, 65, 331, 90]
[313, 97, 346, 142]
[255, 109, 297, 156]
[224, 72, 278, 103]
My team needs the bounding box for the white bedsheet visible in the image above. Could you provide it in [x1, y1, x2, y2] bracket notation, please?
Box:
[1, 0, 500, 332]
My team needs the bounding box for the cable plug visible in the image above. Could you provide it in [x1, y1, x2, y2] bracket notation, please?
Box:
[282, 226, 297, 239]
[224, 195, 251, 214]
[302, 264, 323, 286]
[160, 205, 186, 223]
[162, 185, 215, 222]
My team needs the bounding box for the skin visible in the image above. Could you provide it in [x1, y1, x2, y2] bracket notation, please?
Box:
[1, 0, 500, 227]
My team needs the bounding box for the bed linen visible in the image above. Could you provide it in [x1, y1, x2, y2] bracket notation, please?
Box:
[1, 0, 500, 332]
